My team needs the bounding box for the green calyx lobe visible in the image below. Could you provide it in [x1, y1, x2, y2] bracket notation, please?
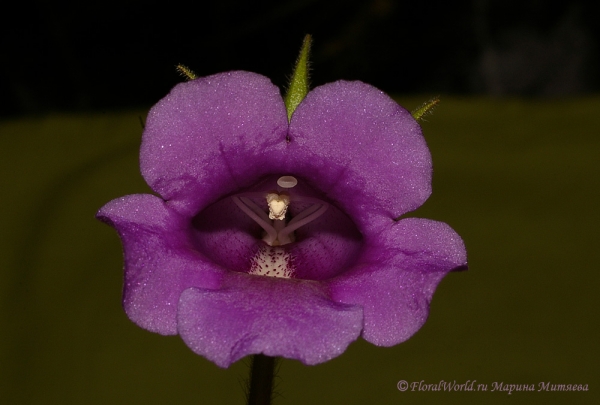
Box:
[411, 96, 440, 122]
[284, 35, 312, 122]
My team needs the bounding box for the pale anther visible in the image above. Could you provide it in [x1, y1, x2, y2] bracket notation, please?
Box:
[231, 177, 329, 248]
[266, 192, 290, 220]
[277, 176, 298, 189]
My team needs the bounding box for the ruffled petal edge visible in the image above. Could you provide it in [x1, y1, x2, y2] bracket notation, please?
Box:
[327, 217, 466, 346]
[177, 273, 363, 367]
[97, 194, 224, 335]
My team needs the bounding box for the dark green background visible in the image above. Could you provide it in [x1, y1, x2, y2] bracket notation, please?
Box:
[1, 95, 598, 404]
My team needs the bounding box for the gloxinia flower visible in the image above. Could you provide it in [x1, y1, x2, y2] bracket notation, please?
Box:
[97, 70, 466, 368]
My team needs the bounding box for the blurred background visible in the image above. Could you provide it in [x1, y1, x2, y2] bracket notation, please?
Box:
[2, 0, 600, 117]
[1, 0, 599, 404]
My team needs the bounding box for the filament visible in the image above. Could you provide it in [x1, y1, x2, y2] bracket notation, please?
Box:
[231, 184, 329, 246]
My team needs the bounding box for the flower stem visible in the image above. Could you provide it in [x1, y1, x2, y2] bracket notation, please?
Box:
[247, 354, 276, 405]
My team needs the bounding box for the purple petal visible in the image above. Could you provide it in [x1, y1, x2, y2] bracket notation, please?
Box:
[177, 272, 363, 368]
[190, 193, 262, 274]
[288, 195, 363, 280]
[97, 194, 224, 334]
[327, 217, 467, 346]
[287, 80, 432, 227]
[140, 71, 289, 216]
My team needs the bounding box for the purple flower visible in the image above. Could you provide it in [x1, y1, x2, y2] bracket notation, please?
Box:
[97, 71, 466, 368]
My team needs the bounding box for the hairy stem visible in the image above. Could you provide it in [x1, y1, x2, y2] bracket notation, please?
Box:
[247, 354, 276, 405]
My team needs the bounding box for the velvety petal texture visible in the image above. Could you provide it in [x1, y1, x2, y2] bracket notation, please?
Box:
[327, 218, 466, 346]
[97, 195, 224, 334]
[178, 274, 363, 368]
[286, 81, 432, 229]
[140, 71, 289, 216]
[97, 70, 466, 368]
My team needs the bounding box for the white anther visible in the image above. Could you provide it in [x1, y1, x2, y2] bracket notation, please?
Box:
[277, 176, 298, 189]
[266, 192, 290, 220]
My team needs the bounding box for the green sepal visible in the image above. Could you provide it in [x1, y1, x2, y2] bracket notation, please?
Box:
[176, 64, 197, 81]
[411, 96, 440, 122]
[284, 35, 312, 122]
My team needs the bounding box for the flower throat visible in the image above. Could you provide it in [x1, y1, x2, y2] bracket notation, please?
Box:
[232, 176, 329, 278]
[232, 176, 329, 247]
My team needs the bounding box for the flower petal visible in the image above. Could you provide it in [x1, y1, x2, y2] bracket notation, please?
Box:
[288, 199, 363, 280]
[190, 193, 262, 274]
[140, 71, 289, 216]
[177, 273, 363, 368]
[327, 217, 466, 346]
[97, 194, 224, 334]
[287, 80, 432, 228]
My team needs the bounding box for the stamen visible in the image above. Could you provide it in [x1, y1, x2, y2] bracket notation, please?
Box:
[231, 176, 330, 248]
[232, 196, 278, 244]
[277, 200, 328, 243]
[266, 192, 290, 220]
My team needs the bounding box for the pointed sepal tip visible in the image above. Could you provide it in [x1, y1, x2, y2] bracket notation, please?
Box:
[176, 64, 198, 81]
[411, 96, 440, 122]
[284, 35, 312, 122]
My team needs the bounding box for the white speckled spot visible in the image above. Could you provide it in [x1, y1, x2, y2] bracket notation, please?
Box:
[249, 245, 294, 278]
